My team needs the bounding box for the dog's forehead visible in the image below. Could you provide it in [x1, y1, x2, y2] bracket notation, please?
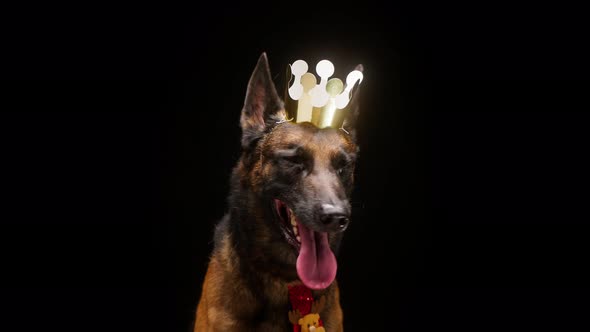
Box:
[265, 122, 355, 153]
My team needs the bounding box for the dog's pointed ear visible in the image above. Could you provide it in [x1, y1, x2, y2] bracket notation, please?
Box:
[240, 52, 285, 149]
[342, 64, 363, 142]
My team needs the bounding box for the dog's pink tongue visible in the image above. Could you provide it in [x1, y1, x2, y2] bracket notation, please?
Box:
[296, 222, 337, 290]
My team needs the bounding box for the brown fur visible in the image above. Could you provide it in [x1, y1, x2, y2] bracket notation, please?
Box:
[195, 229, 343, 332]
[194, 53, 361, 332]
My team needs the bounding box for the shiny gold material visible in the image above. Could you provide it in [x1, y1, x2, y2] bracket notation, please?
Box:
[284, 59, 362, 130]
[296, 73, 317, 123]
[316, 78, 343, 128]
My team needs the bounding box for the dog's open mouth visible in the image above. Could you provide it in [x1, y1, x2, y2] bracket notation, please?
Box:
[274, 199, 337, 290]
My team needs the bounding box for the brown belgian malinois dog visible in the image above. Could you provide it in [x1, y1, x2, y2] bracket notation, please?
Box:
[194, 53, 362, 332]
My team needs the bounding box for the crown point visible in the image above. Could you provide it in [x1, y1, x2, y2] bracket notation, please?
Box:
[346, 70, 364, 86]
[326, 78, 344, 97]
[316, 60, 334, 78]
[301, 73, 317, 92]
[291, 60, 308, 76]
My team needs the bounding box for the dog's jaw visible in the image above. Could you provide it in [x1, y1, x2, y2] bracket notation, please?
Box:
[274, 199, 338, 290]
[274, 199, 301, 250]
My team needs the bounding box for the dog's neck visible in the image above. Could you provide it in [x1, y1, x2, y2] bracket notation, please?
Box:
[211, 215, 302, 326]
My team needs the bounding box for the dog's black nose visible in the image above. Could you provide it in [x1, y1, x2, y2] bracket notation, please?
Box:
[320, 213, 350, 232]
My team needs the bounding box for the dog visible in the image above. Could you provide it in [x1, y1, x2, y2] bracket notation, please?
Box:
[194, 53, 362, 332]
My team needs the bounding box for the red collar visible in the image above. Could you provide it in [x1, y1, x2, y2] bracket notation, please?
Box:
[288, 284, 324, 332]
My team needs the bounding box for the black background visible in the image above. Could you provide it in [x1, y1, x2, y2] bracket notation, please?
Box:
[2, 3, 589, 331]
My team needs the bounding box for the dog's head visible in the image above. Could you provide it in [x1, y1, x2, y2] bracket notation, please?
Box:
[236, 53, 362, 290]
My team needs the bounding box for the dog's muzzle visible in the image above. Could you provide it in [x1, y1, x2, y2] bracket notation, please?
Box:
[318, 203, 350, 233]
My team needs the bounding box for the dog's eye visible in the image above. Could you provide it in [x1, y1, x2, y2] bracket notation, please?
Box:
[333, 152, 354, 176]
[336, 163, 351, 176]
[282, 155, 304, 165]
[279, 155, 307, 173]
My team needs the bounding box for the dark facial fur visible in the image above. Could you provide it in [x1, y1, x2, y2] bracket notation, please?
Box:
[228, 122, 358, 280]
[225, 53, 362, 283]
[259, 122, 357, 241]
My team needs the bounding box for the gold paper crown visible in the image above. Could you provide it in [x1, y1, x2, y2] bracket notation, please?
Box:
[284, 59, 363, 129]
